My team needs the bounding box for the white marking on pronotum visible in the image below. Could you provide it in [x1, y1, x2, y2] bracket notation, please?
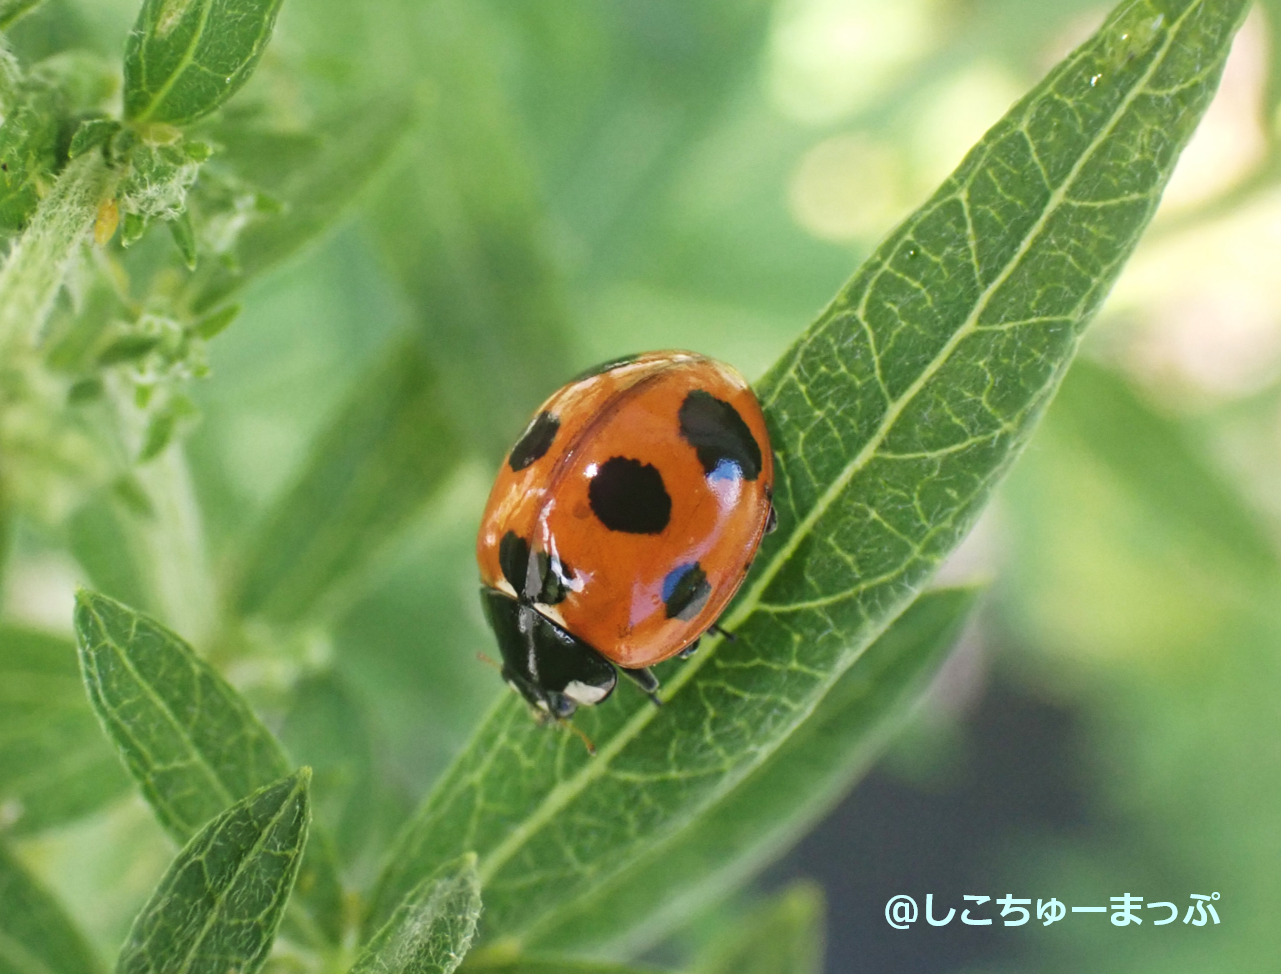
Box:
[563, 681, 611, 706]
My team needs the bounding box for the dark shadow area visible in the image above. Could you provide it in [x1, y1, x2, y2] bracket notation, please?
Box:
[763, 673, 1094, 973]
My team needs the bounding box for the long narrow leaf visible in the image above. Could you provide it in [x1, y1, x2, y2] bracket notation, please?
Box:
[0, 626, 130, 834]
[368, 0, 1249, 943]
[0, 839, 102, 974]
[528, 588, 976, 956]
[231, 334, 461, 624]
[188, 97, 413, 316]
[693, 883, 824, 974]
[1053, 359, 1280, 578]
[369, 2, 577, 462]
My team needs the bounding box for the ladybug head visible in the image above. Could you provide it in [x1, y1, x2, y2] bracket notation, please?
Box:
[479, 587, 617, 718]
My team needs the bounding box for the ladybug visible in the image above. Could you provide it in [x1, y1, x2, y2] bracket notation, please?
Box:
[476, 350, 776, 724]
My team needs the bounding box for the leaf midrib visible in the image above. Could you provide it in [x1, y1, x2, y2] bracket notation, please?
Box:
[132, 0, 214, 123]
[171, 777, 304, 974]
[83, 601, 239, 820]
[472, 0, 1191, 894]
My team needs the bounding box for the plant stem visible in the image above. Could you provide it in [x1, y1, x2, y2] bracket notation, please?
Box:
[104, 373, 218, 646]
[0, 151, 118, 351]
[135, 445, 218, 646]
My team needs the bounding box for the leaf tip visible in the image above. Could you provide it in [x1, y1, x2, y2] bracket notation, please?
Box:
[71, 587, 105, 640]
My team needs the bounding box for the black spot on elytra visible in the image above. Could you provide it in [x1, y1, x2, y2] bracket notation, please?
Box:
[569, 353, 644, 383]
[588, 456, 671, 534]
[498, 532, 530, 593]
[678, 390, 762, 481]
[498, 531, 573, 604]
[663, 562, 711, 621]
[509, 411, 559, 471]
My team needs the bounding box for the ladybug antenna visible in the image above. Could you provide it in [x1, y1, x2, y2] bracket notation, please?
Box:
[708, 622, 737, 642]
[476, 651, 503, 672]
[562, 719, 597, 756]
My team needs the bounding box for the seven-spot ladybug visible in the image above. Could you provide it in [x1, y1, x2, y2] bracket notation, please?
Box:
[476, 351, 776, 724]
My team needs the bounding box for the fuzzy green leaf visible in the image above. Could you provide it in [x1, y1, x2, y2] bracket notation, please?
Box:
[694, 883, 824, 974]
[116, 770, 310, 974]
[0, 625, 130, 835]
[123, 0, 285, 126]
[232, 334, 461, 624]
[528, 588, 976, 956]
[116, 139, 206, 248]
[74, 590, 344, 942]
[68, 118, 121, 160]
[188, 97, 412, 315]
[367, 0, 1248, 943]
[0, 838, 103, 974]
[352, 854, 481, 974]
[0, 71, 64, 230]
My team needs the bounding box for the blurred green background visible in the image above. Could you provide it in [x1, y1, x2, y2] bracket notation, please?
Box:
[3, 1, 1280, 971]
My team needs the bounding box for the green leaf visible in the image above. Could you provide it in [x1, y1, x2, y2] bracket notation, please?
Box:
[464, 963, 672, 974]
[366, 0, 1248, 943]
[123, 0, 285, 126]
[74, 590, 344, 943]
[280, 670, 407, 876]
[68, 493, 154, 615]
[232, 333, 461, 624]
[116, 770, 310, 974]
[368, 3, 577, 461]
[352, 854, 481, 974]
[0, 625, 131, 835]
[692, 883, 824, 974]
[187, 96, 412, 315]
[0, 69, 64, 231]
[137, 395, 198, 463]
[96, 334, 163, 365]
[191, 303, 238, 339]
[1052, 359, 1280, 579]
[68, 117, 121, 160]
[0, 0, 44, 31]
[168, 209, 197, 269]
[527, 588, 977, 956]
[1257, 0, 1281, 120]
[0, 838, 103, 974]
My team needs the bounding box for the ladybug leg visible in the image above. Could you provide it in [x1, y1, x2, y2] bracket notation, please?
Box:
[707, 622, 736, 641]
[619, 666, 663, 708]
[678, 638, 700, 659]
[764, 503, 778, 535]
